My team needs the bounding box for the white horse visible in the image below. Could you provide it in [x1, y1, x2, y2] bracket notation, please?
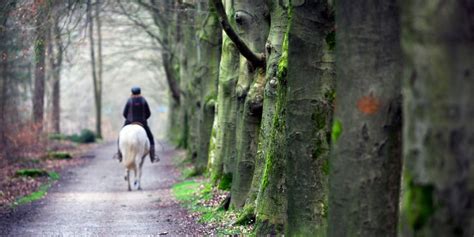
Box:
[119, 124, 150, 191]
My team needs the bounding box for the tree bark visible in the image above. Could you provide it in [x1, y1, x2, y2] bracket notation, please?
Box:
[162, 52, 181, 105]
[328, 1, 402, 236]
[33, 0, 49, 131]
[211, 0, 240, 185]
[95, 0, 103, 139]
[87, 0, 101, 138]
[284, 1, 335, 236]
[0, 1, 15, 151]
[178, 2, 198, 159]
[253, 0, 289, 234]
[211, 0, 265, 68]
[195, 0, 222, 173]
[230, 0, 270, 209]
[399, 1, 474, 236]
[51, 15, 63, 134]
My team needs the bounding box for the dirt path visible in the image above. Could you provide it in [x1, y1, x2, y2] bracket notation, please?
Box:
[0, 142, 208, 236]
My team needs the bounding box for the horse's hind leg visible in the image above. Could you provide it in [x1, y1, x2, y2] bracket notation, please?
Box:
[136, 156, 145, 190]
[133, 167, 140, 190]
[126, 170, 131, 191]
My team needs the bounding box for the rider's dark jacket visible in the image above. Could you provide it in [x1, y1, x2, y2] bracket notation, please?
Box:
[123, 95, 151, 125]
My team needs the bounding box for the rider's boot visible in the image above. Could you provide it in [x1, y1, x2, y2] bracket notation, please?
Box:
[149, 145, 159, 163]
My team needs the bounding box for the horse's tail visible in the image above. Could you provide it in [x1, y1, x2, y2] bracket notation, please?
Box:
[122, 140, 138, 170]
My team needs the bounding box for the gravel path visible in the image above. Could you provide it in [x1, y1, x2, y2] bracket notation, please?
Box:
[0, 142, 207, 236]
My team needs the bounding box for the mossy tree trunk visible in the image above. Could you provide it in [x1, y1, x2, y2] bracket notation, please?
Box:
[285, 1, 335, 236]
[328, 1, 402, 236]
[399, 1, 474, 236]
[230, 0, 270, 209]
[211, 0, 240, 185]
[253, 1, 289, 234]
[195, 0, 222, 173]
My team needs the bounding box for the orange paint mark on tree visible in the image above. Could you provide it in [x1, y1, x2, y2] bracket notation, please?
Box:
[357, 95, 381, 115]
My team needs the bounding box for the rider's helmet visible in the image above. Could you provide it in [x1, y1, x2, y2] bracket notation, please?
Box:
[131, 86, 141, 95]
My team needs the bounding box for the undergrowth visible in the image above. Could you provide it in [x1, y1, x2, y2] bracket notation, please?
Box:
[171, 154, 255, 235]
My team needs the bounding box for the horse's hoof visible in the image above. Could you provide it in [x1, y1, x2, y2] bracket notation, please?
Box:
[137, 187, 142, 191]
[128, 188, 131, 191]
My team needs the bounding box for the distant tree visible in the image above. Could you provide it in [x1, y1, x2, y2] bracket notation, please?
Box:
[49, 3, 64, 134]
[0, 0, 16, 156]
[87, 0, 103, 138]
[32, 0, 50, 130]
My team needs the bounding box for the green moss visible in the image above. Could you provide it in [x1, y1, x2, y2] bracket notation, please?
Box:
[218, 173, 233, 190]
[204, 93, 217, 109]
[331, 119, 342, 143]
[48, 133, 66, 140]
[402, 172, 436, 231]
[325, 31, 336, 51]
[324, 89, 336, 104]
[322, 158, 330, 176]
[255, 218, 285, 236]
[235, 205, 256, 225]
[48, 151, 72, 160]
[277, 32, 289, 79]
[172, 180, 201, 201]
[312, 107, 327, 131]
[15, 169, 48, 178]
[15, 183, 51, 205]
[261, 153, 272, 191]
[48, 171, 60, 181]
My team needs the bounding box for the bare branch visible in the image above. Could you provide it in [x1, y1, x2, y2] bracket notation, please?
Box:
[116, 1, 169, 52]
[211, 0, 265, 68]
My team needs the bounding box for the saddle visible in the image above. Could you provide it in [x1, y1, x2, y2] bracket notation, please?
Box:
[130, 122, 144, 128]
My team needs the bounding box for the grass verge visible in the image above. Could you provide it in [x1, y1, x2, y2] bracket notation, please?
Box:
[13, 171, 60, 206]
[171, 179, 254, 235]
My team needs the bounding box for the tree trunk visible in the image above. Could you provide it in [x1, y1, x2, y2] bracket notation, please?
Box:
[284, 1, 335, 236]
[87, 0, 100, 138]
[51, 16, 63, 134]
[195, 0, 222, 173]
[178, 2, 198, 159]
[230, 0, 270, 209]
[0, 2, 12, 151]
[95, 0, 103, 139]
[162, 52, 181, 105]
[328, 1, 402, 236]
[211, 0, 240, 184]
[33, 0, 49, 131]
[253, 0, 289, 234]
[399, 1, 474, 236]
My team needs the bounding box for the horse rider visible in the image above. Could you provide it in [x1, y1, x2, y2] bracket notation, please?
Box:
[115, 86, 157, 162]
